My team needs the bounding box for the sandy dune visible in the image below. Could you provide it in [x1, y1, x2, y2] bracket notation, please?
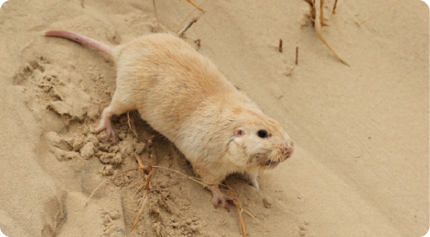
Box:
[0, 0, 428, 236]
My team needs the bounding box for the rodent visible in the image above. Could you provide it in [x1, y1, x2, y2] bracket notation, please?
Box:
[44, 30, 294, 211]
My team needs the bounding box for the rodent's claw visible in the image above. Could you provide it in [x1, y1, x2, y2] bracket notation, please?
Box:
[93, 128, 104, 135]
[223, 201, 230, 212]
[103, 129, 117, 144]
[103, 131, 110, 142]
[111, 134, 117, 145]
[213, 197, 230, 212]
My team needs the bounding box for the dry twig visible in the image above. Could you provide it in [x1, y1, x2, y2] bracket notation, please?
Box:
[332, 0, 338, 14]
[120, 196, 129, 237]
[152, 165, 221, 187]
[194, 39, 201, 50]
[295, 47, 299, 65]
[320, 0, 329, 27]
[178, 12, 205, 37]
[225, 181, 246, 237]
[357, 0, 400, 25]
[318, 0, 348, 66]
[303, 0, 316, 24]
[243, 209, 267, 228]
[152, 183, 177, 213]
[127, 111, 138, 138]
[152, 0, 160, 30]
[185, 0, 204, 11]
[85, 168, 139, 207]
[303, 0, 349, 66]
[85, 178, 110, 207]
[178, 0, 206, 37]
[130, 191, 149, 231]
[278, 39, 283, 53]
[315, 11, 349, 65]
[130, 136, 155, 232]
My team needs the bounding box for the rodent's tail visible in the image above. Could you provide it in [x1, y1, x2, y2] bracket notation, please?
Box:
[43, 30, 113, 56]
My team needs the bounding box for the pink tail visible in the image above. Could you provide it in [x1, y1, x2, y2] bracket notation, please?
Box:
[44, 30, 113, 56]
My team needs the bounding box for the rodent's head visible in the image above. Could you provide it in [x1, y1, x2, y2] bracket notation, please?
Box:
[227, 106, 294, 170]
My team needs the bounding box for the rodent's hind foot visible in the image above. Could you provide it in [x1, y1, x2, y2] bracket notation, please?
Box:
[212, 192, 238, 212]
[94, 123, 117, 144]
[94, 107, 117, 144]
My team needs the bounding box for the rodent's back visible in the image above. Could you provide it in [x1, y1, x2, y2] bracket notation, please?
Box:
[114, 34, 242, 147]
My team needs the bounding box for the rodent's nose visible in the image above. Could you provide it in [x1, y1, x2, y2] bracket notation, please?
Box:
[283, 145, 294, 158]
[284, 146, 293, 153]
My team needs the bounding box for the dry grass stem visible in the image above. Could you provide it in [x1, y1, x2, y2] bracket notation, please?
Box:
[144, 170, 153, 190]
[186, 0, 204, 11]
[303, 0, 349, 66]
[127, 111, 138, 138]
[129, 138, 189, 232]
[85, 168, 139, 207]
[130, 191, 149, 232]
[194, 39, 201, 50]
[177, 0, 208, 32]
[225, 181, 246, 237]
[130, 136, 156, 232]
[178, 11, 205, 37]
[131, 184, 144, 201]
[295, 46, 299, 65]
[178, 0, 206, 37]
[85, 178, 110, 207]
[120, 196, 129, 237]
[279, 39, 283, 53]
[332, 0, 338, 14]
[134, 143, 145, 176]
[152, 183, 177, 213]
[152, 0, 160, 30]
[243, 209, 267, 228]
[188, 176, 208, 186]
[320, 0, 329, 27]
[314, 0, 349, 66]
[136, 155, 145, 176]
[358, 0, 400, 25]
[146, 136, 154, 173]
[151, 165, 226, 188]
[303, 0, 316, 24]
[314, 18, 349, 66]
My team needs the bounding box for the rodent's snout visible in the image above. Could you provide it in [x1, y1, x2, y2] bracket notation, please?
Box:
[263, 142, 294, 169]
[282, 144, 294, 160]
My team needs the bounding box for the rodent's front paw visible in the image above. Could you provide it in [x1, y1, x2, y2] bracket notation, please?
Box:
[212, 193, 238, 212]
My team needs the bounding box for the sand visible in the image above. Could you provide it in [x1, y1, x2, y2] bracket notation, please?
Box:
[0, 0, 428, 236]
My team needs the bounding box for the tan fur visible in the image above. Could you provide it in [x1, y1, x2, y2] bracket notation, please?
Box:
[45, 31, 294, 210]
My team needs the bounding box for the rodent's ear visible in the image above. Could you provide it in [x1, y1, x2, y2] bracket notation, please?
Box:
[235, 128, 245, 137]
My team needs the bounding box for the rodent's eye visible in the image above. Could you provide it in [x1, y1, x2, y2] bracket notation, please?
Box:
[257, 130, 268, 138]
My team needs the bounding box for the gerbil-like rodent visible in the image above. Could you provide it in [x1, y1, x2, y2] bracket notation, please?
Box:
[44, 30, 294, 211]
